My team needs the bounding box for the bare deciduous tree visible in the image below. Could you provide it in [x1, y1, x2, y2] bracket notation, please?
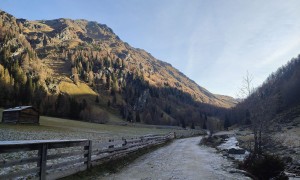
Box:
[237, 71, 254, 99]
[249, 92, 277, 155]
[237, 71, 276, 155]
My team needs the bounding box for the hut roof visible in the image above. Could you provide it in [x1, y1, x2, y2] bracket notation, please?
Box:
[3, 106, 34, 112]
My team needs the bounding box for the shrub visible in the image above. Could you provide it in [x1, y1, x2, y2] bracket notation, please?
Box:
[80, 107, 109, 124]
[240, 153, 288, 180]
[199, 136, 223, 148]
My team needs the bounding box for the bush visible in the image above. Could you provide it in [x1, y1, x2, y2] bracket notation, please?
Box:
[80, 107, 109, 124]
[199, 136, 223, 148]
[240, 153, 288, 180]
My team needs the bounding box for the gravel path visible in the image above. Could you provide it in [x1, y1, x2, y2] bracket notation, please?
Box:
[102, 136, 249, 180]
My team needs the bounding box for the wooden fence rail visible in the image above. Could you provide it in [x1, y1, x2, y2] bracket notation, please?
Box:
[0, 132, 175, 180]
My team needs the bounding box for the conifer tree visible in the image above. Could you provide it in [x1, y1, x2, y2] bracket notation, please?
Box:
[95, 96, 99, 103]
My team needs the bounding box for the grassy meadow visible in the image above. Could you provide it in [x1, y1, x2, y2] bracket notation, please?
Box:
[0, 108, 200, 142]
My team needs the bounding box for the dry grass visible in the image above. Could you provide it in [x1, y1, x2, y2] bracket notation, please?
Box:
[235, 119, 300, 151]
[275, 118, 300, 148]
[23, 21, 54, 33]
[0, 108, 199, 141]
[59, 79, 97, 96]
[66, 40, 81, 48]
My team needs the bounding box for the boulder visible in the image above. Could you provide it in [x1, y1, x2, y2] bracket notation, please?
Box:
[282, 156, 293, 163]
[228, 148, 245, 154]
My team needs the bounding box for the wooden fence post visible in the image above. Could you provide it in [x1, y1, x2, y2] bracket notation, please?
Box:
[122, 138, 127, 146]
[108, 139, 114, 149]
[84, 140, 92, 169]
[39, 143, 48, 180]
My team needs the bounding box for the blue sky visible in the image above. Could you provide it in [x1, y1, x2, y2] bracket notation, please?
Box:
[1, 0, 300, 97]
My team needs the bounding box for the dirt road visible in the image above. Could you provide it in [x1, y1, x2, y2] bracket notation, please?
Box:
[102, 136, 248, 180]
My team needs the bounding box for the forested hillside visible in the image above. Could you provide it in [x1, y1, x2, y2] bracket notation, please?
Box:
[228, 55, 300, 126]
[0, 10, 235, 126]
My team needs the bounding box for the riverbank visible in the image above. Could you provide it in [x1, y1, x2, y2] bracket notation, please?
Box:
[201, 129, 300, 179]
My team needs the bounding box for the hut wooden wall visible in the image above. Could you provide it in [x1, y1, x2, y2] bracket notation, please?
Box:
[2, 111, 19, 123]
[2, 108, 39, 124]
[19, 108, 39, 124]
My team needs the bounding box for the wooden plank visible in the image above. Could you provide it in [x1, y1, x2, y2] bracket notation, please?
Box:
[2, 111, 19, 123]
[48, 141, 88, 149]
[0, 156, 39, 168]
[20, 110, 38, 116]
[47, 150, 88, 160]
[19, 114, 38, 118]
[46, 157, 87, 171]
[126, 139, 142, 144]
[141, 134, 156, 138]
[92, 141, 155, 161]
[92, 140, 148, 155]
[0, 144, 41, 153]
[93, 145, 129, 155]
[144, 136, 165, 141]
[101, 137, 166, 155]
[0, 167, 40, 179]
[0, 139, 88, 146]
[93, 136, 164, 155]
[92, 140, 124, 149]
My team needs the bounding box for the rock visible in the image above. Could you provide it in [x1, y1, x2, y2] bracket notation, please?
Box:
[228, 148, 246, 154]
[227, 156, 235, 160]
[229, 169, 255, 179]
[282, 156, 293, 163]
[288, 149, 296, 154]
[218, 135, 230, 139]
[292, 123, 298, 127]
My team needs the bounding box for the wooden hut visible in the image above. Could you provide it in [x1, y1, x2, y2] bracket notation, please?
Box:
[2, 106, 39, 124]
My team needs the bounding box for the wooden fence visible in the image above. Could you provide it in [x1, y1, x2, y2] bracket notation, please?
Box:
[0, 133, 175, 180]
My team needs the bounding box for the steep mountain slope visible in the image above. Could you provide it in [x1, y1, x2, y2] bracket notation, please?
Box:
[0, 10, 235, 125]
[21, 17, 235, 107]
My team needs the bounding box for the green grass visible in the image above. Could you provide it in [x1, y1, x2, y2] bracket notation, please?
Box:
[39, 115, 170, 137]
[0, 108, 201, 141]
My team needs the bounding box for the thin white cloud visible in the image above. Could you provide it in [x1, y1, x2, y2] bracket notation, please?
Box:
[181, 0, 300, 96]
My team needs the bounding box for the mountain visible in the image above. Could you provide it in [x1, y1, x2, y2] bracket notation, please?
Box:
[0, 10, 236, 126]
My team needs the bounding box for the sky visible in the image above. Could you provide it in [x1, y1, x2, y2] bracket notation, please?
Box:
[1, 0, 300, 97]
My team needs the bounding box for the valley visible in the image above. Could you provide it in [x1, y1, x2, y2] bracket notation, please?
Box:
[0, 2, 300, 179]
